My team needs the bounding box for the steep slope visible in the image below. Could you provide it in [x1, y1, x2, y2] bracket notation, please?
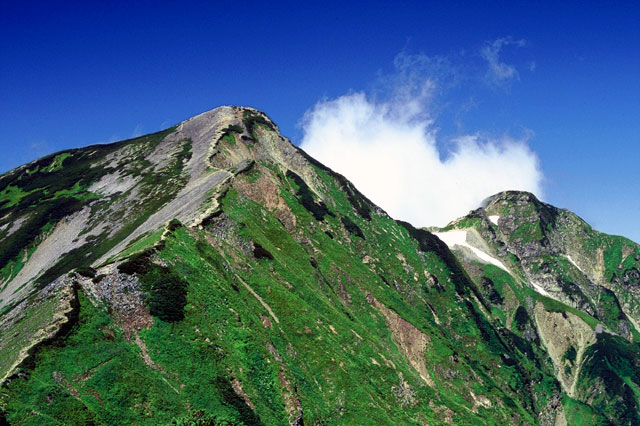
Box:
[435, 191, 640, 424]
[0, 107, 634, 425]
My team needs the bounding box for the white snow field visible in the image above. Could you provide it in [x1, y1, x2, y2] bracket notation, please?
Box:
[432, 230, 509, 272]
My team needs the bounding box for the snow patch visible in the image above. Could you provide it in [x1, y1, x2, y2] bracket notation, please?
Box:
[488, 215, 500, 226]
[565, 255, 584, 274]
[531, 281, 551, 297]
[433, 230, 509, 272]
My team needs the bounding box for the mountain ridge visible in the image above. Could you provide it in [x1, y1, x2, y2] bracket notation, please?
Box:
[0, 106, 639, 425]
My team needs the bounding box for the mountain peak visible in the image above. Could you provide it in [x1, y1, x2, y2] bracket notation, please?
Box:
[0, 106, 309, 310]
[482, 190, 543, 208]
[2, 108, 640, 425]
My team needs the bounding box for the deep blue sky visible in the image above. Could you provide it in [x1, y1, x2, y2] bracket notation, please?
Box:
[1, 1, 639, 242]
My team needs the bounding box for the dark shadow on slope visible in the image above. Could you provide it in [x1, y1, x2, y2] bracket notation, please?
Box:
[292, 145, 375, 220]
[214, 376, 265, 426]
[285, 170, 334, 221]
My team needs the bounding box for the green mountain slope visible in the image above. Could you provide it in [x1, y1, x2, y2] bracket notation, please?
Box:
[0, 107, 637, 425]
[433, 191, 640, 425]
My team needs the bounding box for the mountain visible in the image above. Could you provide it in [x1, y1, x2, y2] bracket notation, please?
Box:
[0, 106, 638, 425]
[431, 191, 640, 425]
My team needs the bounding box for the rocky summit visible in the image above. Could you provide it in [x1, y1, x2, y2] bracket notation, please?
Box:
[0, 106, 639, 425]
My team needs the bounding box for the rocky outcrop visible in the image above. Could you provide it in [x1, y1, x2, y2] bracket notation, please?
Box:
[0, 276, 77, 385]
[533, 302, 596, 397]
[441, 190, 640, 423]
[370, 295, 434, 387]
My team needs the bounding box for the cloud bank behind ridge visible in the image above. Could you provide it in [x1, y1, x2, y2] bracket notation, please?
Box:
[299, 60, 543, 227]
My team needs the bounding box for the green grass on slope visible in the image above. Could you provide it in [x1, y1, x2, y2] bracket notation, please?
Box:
[2, 291, 187, 426]
[206, 168, 554, 424]
[0, 294, 61, 380]
[191, 193, 431, 425]
[563, 395, 610, 426]
[575, 333, 640, 425]
[112, 229, 164, 262]
[0, 184, 36, 208]
[2, 135, 574, 425]
[569, 217, 639, 283]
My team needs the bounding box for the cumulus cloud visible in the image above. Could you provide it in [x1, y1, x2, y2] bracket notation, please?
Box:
[481, 37, 526, 86]
[299, 61, 543, 227]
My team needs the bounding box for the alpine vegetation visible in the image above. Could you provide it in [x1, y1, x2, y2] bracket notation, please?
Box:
[0, 106, 637, 426]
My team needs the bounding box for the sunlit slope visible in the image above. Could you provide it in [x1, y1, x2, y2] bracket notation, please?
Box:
[0, 107, 637, 425]
[436, 190, 640, 425]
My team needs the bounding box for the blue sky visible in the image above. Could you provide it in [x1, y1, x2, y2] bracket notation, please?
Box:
[1, 1, 639, 242]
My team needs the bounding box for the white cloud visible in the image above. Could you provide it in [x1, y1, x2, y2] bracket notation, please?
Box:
[299, 70, 543, 227]
[481, 37, 526, 85]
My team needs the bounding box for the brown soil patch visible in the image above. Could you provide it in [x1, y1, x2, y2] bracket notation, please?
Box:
[261, 314, 273, 329]
[232, 166, 297, 231]
[370, 296, 434, 387]
[86, 388, 104, 406]
[114, 305, 154, 341]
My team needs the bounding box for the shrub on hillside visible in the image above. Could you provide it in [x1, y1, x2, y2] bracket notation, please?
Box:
[140, 264, 188, 322]
[75, 266, 96, 278]
[253, 242, 273, 260]
[118, 250, 188, 322]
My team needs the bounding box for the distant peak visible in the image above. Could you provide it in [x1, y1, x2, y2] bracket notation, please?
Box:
[182, 105, 272, 125]
[481, 190, 542, 209]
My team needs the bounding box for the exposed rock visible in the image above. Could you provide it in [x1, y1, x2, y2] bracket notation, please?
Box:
[533, 302, 596, 397]
[0, 276, 76, 385]
[370, 296, 434, 387]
